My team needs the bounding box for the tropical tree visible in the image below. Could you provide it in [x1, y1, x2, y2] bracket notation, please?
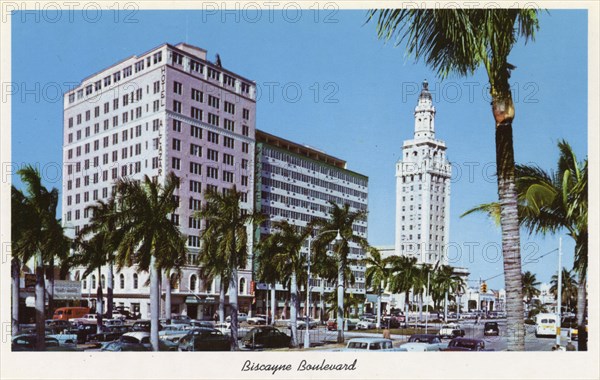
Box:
[255, 221, 312, 347]
[522, 271, 541, 312]
[387, 255, 419, 324]
[369, 9, 539, 350]
[195, 186, 263, 350]
[430, 265, 466, 320]
[113, 173, 186, 351]
[550, 268, 578, 313]
[463, 140, 587, 349]
[12, 165, 67, 350]
[312, 202, 368, 343]
[362, 247, 390, 328]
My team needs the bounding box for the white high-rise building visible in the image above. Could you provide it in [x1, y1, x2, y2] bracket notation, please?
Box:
[394, 80, 451, 265]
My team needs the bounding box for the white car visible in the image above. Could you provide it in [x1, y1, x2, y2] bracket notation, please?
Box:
[225, 313, 248, 323]
[398, 334, 447, 351]
[344, 338, 395, 351]
[295, 318, 318, 329]
[214, 322, 232, 336]
[246, 316, 267, 325]
[69, 314, 98, 324]
[438, 323, 465, 339]
[356, 320, 376, 330]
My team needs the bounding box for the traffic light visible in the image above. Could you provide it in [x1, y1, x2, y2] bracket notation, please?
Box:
[480, 282, 487, 293]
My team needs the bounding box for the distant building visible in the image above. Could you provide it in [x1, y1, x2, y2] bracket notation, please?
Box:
[254, 129, 369, 318]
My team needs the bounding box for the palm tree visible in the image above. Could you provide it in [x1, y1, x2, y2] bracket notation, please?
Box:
[312, 202, 368, 343]
[463, 140, 587, 349]
[77, 197, 122, 320]
[522, 271, 541, 313]
[362, 247, 390, 329]
[369, 9, 539, 350]
[430, 265, 465, 321]
[198, 230, 229, 323]
[113, 173, 186, 351]
[255, 221, 312, 347]
[550, 268, 578, 313]
[12, 165, 67, 350]
[387, 255, 419, 324]
[194, 186, 263, 350]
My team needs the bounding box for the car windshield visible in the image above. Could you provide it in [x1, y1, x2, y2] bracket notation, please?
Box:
[409, 336, 433, 343]
[348, 342, 368, 349]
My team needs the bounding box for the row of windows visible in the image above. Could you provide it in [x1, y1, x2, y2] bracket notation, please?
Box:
[261, 177, 368, 212]
[263, 147, 367, 187]
[68, 53, 162, 104]
[262, 163, 367, 199]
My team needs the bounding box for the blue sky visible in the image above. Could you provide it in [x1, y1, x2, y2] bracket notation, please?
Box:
[11, 9, 588, 289]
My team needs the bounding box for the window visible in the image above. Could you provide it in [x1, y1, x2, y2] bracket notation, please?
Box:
[113, 71, 121, 82]
[241, 175, 248, 186]
[85, 85, 93, 95]
[173, 81, 182, 95]
[190, 274, 197, 292]
[191, 107, 202, 121]
[123, 66, 132, 77]
[207, 113, 219, 126]
[208, 67, 220, 80]
[153, 81, 160, 94]
[223, 171, 234, 183]
[223, 136, 234, 149]
[190, 143, 202, 157]
[242, 125, 249, 136]
[207, 131, 219, 144]
[191, 126, 202, 139]
[134, 60, 145, 73]
[242, 108, 250, 120]
[68, 93, 75, 103]
[191, 88, 203, 102]
[190, 60, 203, 73]
[189, 180, 201, 193]
[91, 275, 96, 289]
[242, 142, 249, 153]
[103, 76, 111, 87]
[241, 82, 250, 94]
[172, 138, 181, 151]
[207, 148, 218, 161]
[123, 94, 129, 106]
[133, 273, 138, 289]
[208, 95, 220, 109]
[77, 114, 82, 124]
[207, 166, 218, 179]
[224, 119, 235, 132]
[119, 274, 125, 289]
[239, 278, 246, 294]
[190, 162, 202, 175]
[172, 157, 180, 170]
[68, 117, 73, 128]
[223, 153, 234, 166]
[241, 159, 248, 170]
[171, 52, 183, 65]
[173, 120, 181, 132]
[153, 51, 162, 64]
[173, 100, 181, 113]
[224, 101, 235, 114]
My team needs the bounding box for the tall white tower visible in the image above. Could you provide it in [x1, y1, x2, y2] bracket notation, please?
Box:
[395, 80, 451, 265]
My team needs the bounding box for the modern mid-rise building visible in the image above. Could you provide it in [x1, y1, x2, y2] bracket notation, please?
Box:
[254, 129, 369, 318]
[62, 42, 257, 319]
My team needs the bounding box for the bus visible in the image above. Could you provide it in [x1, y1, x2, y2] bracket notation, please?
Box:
[535, 313, 558, 337]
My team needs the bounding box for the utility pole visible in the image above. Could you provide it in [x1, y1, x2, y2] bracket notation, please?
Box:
[556, 237, 563, 347]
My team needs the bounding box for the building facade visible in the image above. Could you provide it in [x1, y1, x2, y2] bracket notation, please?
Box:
[395, 80, 451, 265]
[254, 130, 369, 319]
[62, 43, 257, 319]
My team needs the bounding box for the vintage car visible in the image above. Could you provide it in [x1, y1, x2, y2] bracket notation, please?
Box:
[344, 338, 395, 351]
[398, 334, 447, 352]
[441, 338, 492, 351]
[438, 323, 466, 339]
[483, 322, 500, 336]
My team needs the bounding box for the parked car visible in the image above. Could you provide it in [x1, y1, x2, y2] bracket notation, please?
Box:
[69, 313, 98, 325]
[170, 315, 193, 324]
[442, 338, 491, 351]
[101, 332, 177, 351]
[88, 326, 130, 345]
[439, 323, 465, 339]
[52, 307, 90, 321]
[45, 319, 72, 330]
[12, 335, 60, 351]
[484, 322, 500, 336]
[177, 327, 231, 351]
[356, 320, 376, 330]
[75, 323, 99, 344]
[132, 320, 163, 332]
[226, 313, 248, 323]
[214, 322, 232, 336]
[326, 318, 358, 331]
[242, 326, 291, 350]
[398, 334, 447, 352]
[344, 338, 394, 351]
[247, 315, 267, 325]
[359, 313, 377, 323]
[294, 318, 318, 329]
[382, 315, 402, 328]
[189, 320, 214, 328]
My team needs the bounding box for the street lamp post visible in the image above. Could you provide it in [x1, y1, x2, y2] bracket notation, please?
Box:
[304, 229, 342, 349]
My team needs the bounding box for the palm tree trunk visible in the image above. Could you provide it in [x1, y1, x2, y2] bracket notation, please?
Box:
[576, 275, 587, 351]
[96, 268, 104, 334]
[270, 286, 276, 326]
[229, 267, 240, 351]
[150, 256, 159, 351]
[48, 256, 55, 318]
[290, 270, 298, 347]
[336, 258, 345, 343]
[418, 294, 423, 322]
[165, 270, 172, 321]
[494, 113, 525, 351]
[320, 284, 324, 323]
[35, 251, 46, 351]
[444, 290, 449, 322]
[12, 258, 20, 336]
[219, 279, 225, 323]
[376, 290, 382, 329]
[106, 262, 114, 319]
[404, 291, 410, 327]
